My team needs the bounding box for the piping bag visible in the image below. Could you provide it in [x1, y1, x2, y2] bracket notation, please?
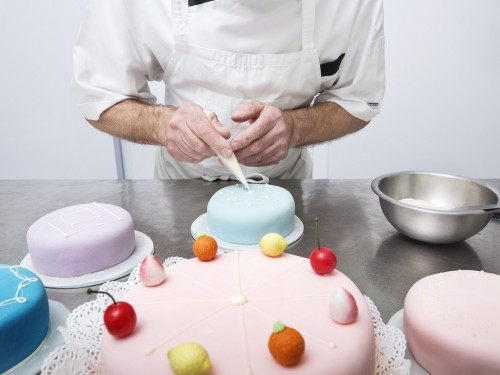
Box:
[203, 110, 251, 191]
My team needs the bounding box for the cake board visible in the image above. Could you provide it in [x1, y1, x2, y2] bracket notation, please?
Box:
[191, 214, 304, 251]
[387, 309, 430, 375]
[20, 230, 154, 289]
[4, 300, 69, 375]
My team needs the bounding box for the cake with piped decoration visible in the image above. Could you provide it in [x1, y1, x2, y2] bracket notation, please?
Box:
[0, 265, 50, 373]
[27, 202, 136, 277]
[207, 184, 295, 245]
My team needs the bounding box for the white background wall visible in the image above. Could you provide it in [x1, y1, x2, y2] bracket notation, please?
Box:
[1, 0, 499, 180]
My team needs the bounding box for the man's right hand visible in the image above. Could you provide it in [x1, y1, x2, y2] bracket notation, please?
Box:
[88, 100, 233, 164]
[165, 103, 232, 163]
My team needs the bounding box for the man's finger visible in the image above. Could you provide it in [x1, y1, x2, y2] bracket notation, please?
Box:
[230, 115, 272, 152]
[231, 101, 265, 122]
[192, 110, 232, 158]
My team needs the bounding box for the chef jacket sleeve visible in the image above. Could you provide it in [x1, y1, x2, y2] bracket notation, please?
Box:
[315, 1, 385, 122]
[71, 0, 163, 121]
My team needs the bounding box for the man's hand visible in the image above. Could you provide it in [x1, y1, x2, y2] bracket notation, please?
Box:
[230, 102, 294, 167]
[166, 103, 232, 163]
[88, 100, 233, 164]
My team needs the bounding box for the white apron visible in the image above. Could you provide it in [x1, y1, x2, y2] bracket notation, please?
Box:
[155, 0, 321, 180]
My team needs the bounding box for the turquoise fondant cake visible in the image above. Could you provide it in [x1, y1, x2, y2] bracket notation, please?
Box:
[207, 184, 295, 245]
[0, 265, 49, 373]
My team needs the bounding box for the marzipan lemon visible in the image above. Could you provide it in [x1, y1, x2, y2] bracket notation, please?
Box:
[167, 342, 212, 375]
[259, 233, 287, 257]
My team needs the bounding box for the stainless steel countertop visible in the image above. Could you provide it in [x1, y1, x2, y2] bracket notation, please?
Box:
[1, 179, 499, 322]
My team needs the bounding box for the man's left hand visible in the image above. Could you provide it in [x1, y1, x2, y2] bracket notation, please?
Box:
[230, 102, 294, 167]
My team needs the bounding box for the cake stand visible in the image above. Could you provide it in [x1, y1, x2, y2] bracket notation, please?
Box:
[387, 309, 429, 375]
[191, 214, 304, 251]
[20, 231, 154, 289]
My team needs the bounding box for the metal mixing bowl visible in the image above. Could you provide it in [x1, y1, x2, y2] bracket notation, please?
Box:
[371, 171, 499, 243]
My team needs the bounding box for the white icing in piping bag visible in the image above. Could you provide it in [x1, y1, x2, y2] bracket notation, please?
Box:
[204, 110, 251, 191]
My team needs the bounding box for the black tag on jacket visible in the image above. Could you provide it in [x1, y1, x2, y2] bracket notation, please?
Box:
[188, 0, 214, 6]
[320, 53, 345, 77]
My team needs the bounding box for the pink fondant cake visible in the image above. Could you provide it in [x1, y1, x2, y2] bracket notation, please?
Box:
[101, 251, 376, 375]
[27, 203, 136, 277]
[404, 270, 500, 375]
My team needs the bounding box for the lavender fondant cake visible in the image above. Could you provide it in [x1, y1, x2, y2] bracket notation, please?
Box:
[27, 202, 136, 277]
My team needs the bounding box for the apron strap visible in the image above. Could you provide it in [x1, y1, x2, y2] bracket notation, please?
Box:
[202, 173, 270, 184]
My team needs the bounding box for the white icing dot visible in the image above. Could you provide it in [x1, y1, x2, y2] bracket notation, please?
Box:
[144, 348, 155, 356]
[328, 342, 336, 349]
[230, 294, 248, 306]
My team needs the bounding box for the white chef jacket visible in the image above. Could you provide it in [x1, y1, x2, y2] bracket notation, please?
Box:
[72, 0, 385, 179]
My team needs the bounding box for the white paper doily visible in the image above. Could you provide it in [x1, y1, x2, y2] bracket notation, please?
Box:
[191, 214, 304, 251]
[5, 300, 69, 375]
[387, 309, 429, 375]
[20, 231, 154, 289]
[40, 257, 410, 375]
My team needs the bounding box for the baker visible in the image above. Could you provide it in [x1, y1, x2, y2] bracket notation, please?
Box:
[72, 0, 385, 180]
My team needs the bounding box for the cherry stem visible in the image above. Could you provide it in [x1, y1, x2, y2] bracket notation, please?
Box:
[315, 217, 320, 249]
[87, 288, 117, 305]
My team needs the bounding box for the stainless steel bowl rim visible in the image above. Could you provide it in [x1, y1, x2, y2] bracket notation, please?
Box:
[371, 171, 499, 215]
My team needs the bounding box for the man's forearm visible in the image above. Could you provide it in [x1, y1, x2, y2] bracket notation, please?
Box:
[285, 102, 369, 148]
[87, 99, 173, 146]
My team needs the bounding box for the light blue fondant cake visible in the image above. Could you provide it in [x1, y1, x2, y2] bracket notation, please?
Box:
[207, 184, 295, 245]
[0, 265, 49, 373]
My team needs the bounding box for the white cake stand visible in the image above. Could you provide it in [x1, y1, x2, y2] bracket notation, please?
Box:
[20, 231, 154, 289]
[4, 300, 69, 375]
[387, 309, 430, 375]
[191, 214, 304, 252]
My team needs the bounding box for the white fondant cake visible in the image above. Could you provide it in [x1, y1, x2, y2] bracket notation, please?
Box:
[0, 265, 49, 373]
[404, 270, 500, 374]
[207, 184, 295, 245]
[27, 203, 136, 277]
[101, 251, 376, 375]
